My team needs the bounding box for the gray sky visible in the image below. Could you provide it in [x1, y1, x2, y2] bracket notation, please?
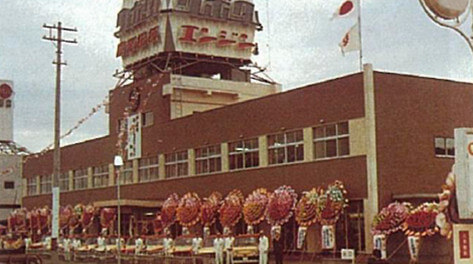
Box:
[1, 0, 472, 152]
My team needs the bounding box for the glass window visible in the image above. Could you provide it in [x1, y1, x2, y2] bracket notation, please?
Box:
[27, 178, 37, 196]
[229, 138, 259, 170]
[435, 137, 454, 158]
[142, 112, 154, 127]
[165, 151, 188, 178]
[195, 145, 221, 175]
[59, 172, 69, 191]
[139, 156, 159, 182]
[4, 181, 14, 189]
[314, 122, 350, 160]
[6, 100, 11, 108]
[268, 130, 304, 165]
[120, 161, 134, 184]
[93, 165, 109, 188]
[40, 175, 52, 194]
[73, 168, 88, 190]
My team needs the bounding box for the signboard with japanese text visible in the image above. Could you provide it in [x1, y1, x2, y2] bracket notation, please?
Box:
[127, 113, 142, 160]
[453, 224, 473, 263]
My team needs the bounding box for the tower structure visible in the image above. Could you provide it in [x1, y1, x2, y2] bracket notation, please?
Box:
[0, 80, 14, 141]
[114, 0, 280, 119]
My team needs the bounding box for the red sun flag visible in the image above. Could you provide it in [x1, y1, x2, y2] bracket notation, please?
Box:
[332, 0, 358, 20]
[339, 1, 354, 16]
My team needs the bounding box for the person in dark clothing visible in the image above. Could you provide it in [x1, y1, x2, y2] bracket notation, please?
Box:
[272, 232, 283, 264]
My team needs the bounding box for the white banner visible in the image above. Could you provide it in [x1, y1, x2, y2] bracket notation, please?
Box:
[127, 113, 142, 160]
[321, 225, 335, 250]
[52, 187, 60, 238]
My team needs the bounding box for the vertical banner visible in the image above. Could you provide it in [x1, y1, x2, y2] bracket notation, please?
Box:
[296, 226, 307, 249]
[127, 113, 142, 160]
[52, 187, 60, 238]
[373, 234, 387, 259]
[321, 225, 335, 250]
[407, 236, 421, 262]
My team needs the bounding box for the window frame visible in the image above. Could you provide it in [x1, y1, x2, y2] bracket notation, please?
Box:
[93, 165, 109, 188]
[59, 172, 70, 191]
[195, 145, 222, 175]
[27, 177, 37, 196]
[165, 150, 188, 178]
[120, 161, 134, 184]
[228, 138, 259, 170]
[313, 122, 350, 160]
[139, 156, 159, 182]
[434, 136, 455, 158]
[267, 130, 304, 165]
[40, 175, 52, 194]
[73, 168, 88, 190]
[4, 181, 15, 189]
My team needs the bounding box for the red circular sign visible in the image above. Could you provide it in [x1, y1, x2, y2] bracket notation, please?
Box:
[0, 84, 13, 99]
[339, 1, 354, 16]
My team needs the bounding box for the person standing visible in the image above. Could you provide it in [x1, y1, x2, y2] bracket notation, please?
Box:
[258, 231, 269, 264]
[214, 234, 224, 264]
[224, 235, 234, 264]
[135, 236, 144, 255]
[272, 231, 283, 264]
[163, 235, 173, 257]
[192, 236, 203, 255]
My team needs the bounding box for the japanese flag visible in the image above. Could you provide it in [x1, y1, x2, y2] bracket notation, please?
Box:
[339, 23, 360, 55]
[332, 0, 358, 19]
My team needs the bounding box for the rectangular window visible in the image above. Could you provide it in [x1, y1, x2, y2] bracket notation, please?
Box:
[435, 137, 454, 158]
[4, 181, 14, 189]
[73, 169, 88, 190]
[314, 122, 350, 160]
[120, 161, 134, 184]
[27, 178, 37, 196]
[139, 156, 159, 182]
[165, 150, 188, 178]
[59, 172, 69, 191]
[40, 175, 52, 194]
[268, 130, 304, 165]
[142, 111, 154, 127]
[229, 138, 259, 170]
[93, 165, 109, 188]
[195, 145, 221, 175]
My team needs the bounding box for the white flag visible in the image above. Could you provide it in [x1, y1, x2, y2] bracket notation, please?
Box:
[339, 23, 360, 55]
[331, 0, 358, 20]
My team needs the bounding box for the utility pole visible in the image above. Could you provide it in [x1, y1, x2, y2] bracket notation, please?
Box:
[42, 22, 77, 246]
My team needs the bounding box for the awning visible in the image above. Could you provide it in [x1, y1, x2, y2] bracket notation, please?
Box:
[93, 199, 163, 208]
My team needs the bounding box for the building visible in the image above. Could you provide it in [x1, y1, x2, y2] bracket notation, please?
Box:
[0, 80, 28, 222]
[20, 0, 473, 263]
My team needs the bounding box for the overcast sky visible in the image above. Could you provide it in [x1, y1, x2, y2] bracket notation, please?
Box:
[1, 0, 472, 152]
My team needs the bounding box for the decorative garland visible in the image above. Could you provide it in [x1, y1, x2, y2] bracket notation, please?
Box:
[201, 192, 222, 227]
[320, 181, 348, 225]
[219, 189, 244, 228]
[266, 185, 297, 226]
[372, 202, 411, 235]
[162, 193, 180, 228]
[295, 187, 324, 227]
[403, 202, 439, 237]
[437, 171, 456, 239]
[177, 192, 201, 227]
[243, 188, 270, 226]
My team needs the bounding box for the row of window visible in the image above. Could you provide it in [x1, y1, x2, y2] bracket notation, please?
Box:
[27, 122, 350, 195]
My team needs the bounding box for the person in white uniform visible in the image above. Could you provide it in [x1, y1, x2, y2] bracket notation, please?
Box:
[224, 235, 235, 264]
[258, 231, 269, 264]
[163, 235, 173, 257]
[192, 236, 203, 255]
[135, 236, 144, 255]
[213, 235, 224, 264]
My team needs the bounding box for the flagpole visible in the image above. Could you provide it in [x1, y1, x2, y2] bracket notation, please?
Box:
[357, 0, 363, 71]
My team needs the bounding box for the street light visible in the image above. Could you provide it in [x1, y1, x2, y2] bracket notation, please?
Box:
[419, 0, 473, 52]
[114, 155, 123, 264]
